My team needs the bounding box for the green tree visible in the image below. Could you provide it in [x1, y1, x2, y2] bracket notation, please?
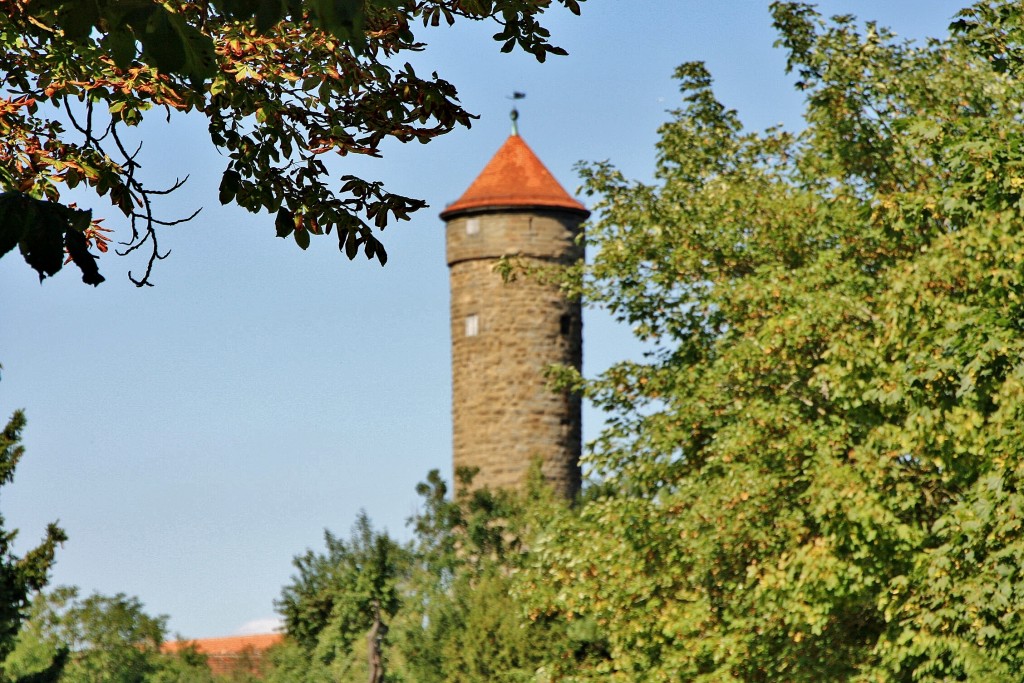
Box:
[262, 637, 331, 683]
[272, 469, 594, 683]
[6, 588, 166, 683]
[275, 511, 408, 682]
[390, 469, 572, 683]
[145, 642, 218, 683]
[526, 1, 1024, 680]
[0, 0, 584, 285]
[0, 411, 66, 674]
[5, 587, 219, 683]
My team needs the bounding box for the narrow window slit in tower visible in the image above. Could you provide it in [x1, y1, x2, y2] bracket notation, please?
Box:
[465, 314, 479, 337]
[560, 314, 571, 335]
[466, 217, 480, 236]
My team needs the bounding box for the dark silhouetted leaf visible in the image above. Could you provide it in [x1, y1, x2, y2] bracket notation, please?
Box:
[19, 206, 66, 282]
[294, 226, 310, 250]
[275, 208, 294, 237]
[219, 170, 241, 205]
[0, 192, 29, 259]
[64, 223, 105, 286]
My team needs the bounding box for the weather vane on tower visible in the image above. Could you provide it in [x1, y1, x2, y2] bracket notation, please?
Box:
[508, 91, 526, 135]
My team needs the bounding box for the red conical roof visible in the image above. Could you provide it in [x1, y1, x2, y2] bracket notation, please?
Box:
[440, 134, 588, 220]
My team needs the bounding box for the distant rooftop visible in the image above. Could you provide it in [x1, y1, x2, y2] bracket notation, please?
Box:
[440, 133, 588, 220]
[163, 633, 283, 677]
[163, 632, 283, 655]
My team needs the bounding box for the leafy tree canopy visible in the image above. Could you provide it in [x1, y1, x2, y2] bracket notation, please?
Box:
[0, 0, 584, 285]
[274, 510, 408, 682]
[4, 587, 223, 683]
[525, 1, 1024, 680]
[390, 469, 582, 683]
[0, 411, 66, 672]
[273, 469, 600, 683]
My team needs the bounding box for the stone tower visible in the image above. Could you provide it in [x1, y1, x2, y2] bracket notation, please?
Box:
[440, 129, 588, 498]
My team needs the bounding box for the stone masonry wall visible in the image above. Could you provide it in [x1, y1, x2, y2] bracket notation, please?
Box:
[446, 209, 584, 497]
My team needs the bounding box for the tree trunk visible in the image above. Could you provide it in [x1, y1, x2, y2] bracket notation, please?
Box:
[367, 600, 386, 683]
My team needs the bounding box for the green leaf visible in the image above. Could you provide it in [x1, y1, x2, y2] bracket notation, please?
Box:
[103, 27, 138, 70]
[140, 8, 216, 81]
[57, 2, 100, 41]
[141, 9, 185, 74]
[309, 0, 366, 43]
[254, 0, 286, 33]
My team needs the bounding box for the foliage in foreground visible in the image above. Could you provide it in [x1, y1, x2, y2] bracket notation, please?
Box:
[522, 1, 1024, 680]
[15, 1, 1024, 680]
[0, 0, 584, 285]
[244, 6, 1024, 679]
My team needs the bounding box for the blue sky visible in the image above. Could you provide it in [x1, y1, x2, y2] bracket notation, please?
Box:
[2, 1, 967, 638]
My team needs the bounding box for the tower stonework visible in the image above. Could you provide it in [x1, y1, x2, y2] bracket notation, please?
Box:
[441, 133, 588, 498]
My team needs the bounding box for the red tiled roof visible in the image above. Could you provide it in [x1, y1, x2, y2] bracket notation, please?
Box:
[164, 633, 283, 678]
[440, 134, 588, 219]
[163, 633, 283, 656]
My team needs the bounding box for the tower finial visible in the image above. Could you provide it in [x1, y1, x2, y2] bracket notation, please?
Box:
[508, 91, 525, 136]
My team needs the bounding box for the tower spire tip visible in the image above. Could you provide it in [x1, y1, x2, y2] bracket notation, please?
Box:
[508, 91, 525, 136]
